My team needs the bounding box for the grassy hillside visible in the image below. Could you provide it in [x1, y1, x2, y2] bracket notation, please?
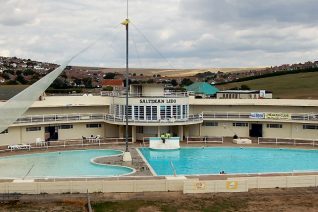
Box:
[216, 72, 318, 99]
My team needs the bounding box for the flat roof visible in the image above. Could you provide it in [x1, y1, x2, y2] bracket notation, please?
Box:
[217, 90, 272, 94]
[1, 95, 318, 108]
[189, 97, 318, 107]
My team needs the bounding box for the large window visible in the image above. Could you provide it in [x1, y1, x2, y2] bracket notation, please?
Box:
[166, 106, 171, 118]
[152, 106, 157, 120]
[112, 104, 189, 121]
[146, 106, 151, 120]
[160, 105, 166, 119]
[134, 106, 139, 120]
[139, 106, 144, 120]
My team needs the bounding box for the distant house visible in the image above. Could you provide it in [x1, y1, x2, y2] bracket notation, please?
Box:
[185, 82, 219, 98]
[216, 90, 273, 99]
[101, 79, 124, 91]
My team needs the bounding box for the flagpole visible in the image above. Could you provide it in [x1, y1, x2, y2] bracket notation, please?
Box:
[122, 0, 132, 162]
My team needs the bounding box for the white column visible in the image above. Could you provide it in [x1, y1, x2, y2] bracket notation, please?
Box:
[132, 126, 136, 143]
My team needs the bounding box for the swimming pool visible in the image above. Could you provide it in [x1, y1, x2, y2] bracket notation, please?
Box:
[139, 147, 318, 176]
[0, 149, 134, 179]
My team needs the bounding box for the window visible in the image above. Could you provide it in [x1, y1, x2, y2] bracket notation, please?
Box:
[86, 123, 102, 128]
[303, 125, 318, 130]
[182, 105, 188, 119]
[160, 105, 166, 119]
[166, 106, 171, 118]
[134, 106, 139, 120]
[176, 105, 181, 119]
[203, 122, 218, 127]
[26, 127, 41, 132]
[267, 124, 283, 128]
[0, 129, 8, 134]
[146, 106, 151, 120]
[139, 106, 144, 120]
[152, 106, 157, 120]
[60, 125, 73, 129]
[233, 122, 248, 127]
[172, 105, 177, 118]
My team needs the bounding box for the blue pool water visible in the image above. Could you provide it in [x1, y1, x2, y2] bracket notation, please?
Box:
[0, 149, 134, 179]
[139, 147, 318, 176]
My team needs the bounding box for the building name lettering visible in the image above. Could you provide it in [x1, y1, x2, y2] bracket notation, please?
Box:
[139, 99, 177, 104]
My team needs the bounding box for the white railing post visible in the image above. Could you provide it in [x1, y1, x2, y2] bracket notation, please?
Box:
[258, 137, 260, 144]
[276, 138, 278, 145]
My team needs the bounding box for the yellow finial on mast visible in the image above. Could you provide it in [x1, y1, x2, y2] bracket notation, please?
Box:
[121, 19, 130, 26]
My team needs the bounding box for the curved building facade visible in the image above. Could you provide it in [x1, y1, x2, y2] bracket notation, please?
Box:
[0, 84, 317, 145]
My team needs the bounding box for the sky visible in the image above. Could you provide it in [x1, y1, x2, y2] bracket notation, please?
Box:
[0, 0, 318, 69]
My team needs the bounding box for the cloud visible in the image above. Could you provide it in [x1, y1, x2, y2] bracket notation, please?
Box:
[0, 0, 317, 68]
[0, 0, 40, 26]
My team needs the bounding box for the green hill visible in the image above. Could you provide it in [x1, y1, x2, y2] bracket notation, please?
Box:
[216, 72, 318, 99]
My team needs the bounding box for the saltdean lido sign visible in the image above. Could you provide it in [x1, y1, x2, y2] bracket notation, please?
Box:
[250, 112, 291, 120]
[140, 99, 177, 104]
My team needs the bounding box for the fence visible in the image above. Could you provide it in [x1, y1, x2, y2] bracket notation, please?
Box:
[186, 136, 223, 144]
[258, 137, 318, 146]
[2, 175, 318, 194]
[4, 137, 132, 152]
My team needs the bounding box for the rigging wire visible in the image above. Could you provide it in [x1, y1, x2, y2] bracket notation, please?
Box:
[130, 21, 175, 70]
[0, 28, 120, 134]
[130, 29, 143, 69]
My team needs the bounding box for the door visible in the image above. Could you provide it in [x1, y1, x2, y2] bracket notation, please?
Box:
[250, 124, 263, 137]
[45, 126, 59, 141]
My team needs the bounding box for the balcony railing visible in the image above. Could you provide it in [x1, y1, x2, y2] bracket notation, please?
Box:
[202, 112, 318, 122]
[100, 91, 189, 98]
[12, 112, 318, 126]
[13, 113, 203, 125]
[104, 114, 203, 124]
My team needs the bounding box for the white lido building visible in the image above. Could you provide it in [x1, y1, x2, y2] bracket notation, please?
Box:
[0, 83, 318, 145]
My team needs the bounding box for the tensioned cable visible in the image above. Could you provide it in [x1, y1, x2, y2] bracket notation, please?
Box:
[0, 28, 119, 134]
[130, 29, 142, 69]
[130, 21, 175, 69]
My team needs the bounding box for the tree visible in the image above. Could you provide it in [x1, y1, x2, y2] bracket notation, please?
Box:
[23, 69, 35, 76]
[240, 84, 250, 90]
[51, 78, 68, 89]
[171, 79, 178, 86]
[132, 73, 136, 76]
[103, 72, 116, 79]
[102, 86, 113, 91]
[181, 78, 193, 87]
[16, 75, 28, 84]
[82, 77, 93, 88]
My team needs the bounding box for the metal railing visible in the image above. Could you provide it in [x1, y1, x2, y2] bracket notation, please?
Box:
[186, 136, 224, 144]
[12, 111, 318, 126]
[258, 137, 318, 146]
[202, 112, 318, 122]
[100, 91, 189, 98]
[13, 113, 203, 125]
[4, 137, 133, 152]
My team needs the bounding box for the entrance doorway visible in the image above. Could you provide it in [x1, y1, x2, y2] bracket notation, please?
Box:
[250, 124, 263, 137]
[45, 126, 58, 141]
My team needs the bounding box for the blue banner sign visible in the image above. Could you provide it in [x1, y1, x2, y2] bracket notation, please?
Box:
[250, 112, 265, 119]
